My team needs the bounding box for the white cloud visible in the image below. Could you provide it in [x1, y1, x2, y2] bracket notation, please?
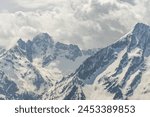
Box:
[0, 0, 150, 49]
[13, 0, 67, 9]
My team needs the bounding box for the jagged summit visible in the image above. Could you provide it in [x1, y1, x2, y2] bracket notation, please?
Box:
[46, 23, 150, 100]
[16, 32, 97, 62]
[132, 23, 150, 38]
[32, 33, 54, 48]
[0, 32, 98, 99]
[33, 33, 52, 41]
[134, 23, 150, 30]
[1, 23, 150, 100]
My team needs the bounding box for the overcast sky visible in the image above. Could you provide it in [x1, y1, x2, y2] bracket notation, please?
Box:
[0, 0, 149, 49]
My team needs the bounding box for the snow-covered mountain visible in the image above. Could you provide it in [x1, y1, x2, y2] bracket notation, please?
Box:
[0, 33, 98, 99]
[1, 23, 150, 100]
[45, 23, 150, 100]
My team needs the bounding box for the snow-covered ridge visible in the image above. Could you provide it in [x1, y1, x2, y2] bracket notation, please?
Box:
[47, 23, 150, 100]
[1, 23, 150, 100]
[0, 32, 99, 99]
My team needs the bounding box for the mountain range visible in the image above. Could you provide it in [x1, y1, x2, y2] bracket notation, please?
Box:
[0, 23, 150, 100]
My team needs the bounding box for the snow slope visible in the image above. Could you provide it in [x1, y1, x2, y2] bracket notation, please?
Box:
[1, 23, 150, 100]
[0, 33, 98, 99]
[48, 23, 150, 100]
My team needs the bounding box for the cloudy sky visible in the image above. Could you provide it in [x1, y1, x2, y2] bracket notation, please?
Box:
[0, 0, 149, 49]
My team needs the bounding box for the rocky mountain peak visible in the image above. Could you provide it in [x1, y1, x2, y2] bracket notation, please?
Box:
[132, 23, 150, 39]
[32, 33, 54, 48]
[133, 23, 149, 31]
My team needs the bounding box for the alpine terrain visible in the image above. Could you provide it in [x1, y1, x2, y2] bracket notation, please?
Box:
[0, 23, 150, 100]
[0, 33, 98, 99]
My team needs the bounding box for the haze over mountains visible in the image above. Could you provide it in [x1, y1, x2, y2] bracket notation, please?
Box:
[0, 23, 150, 100]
